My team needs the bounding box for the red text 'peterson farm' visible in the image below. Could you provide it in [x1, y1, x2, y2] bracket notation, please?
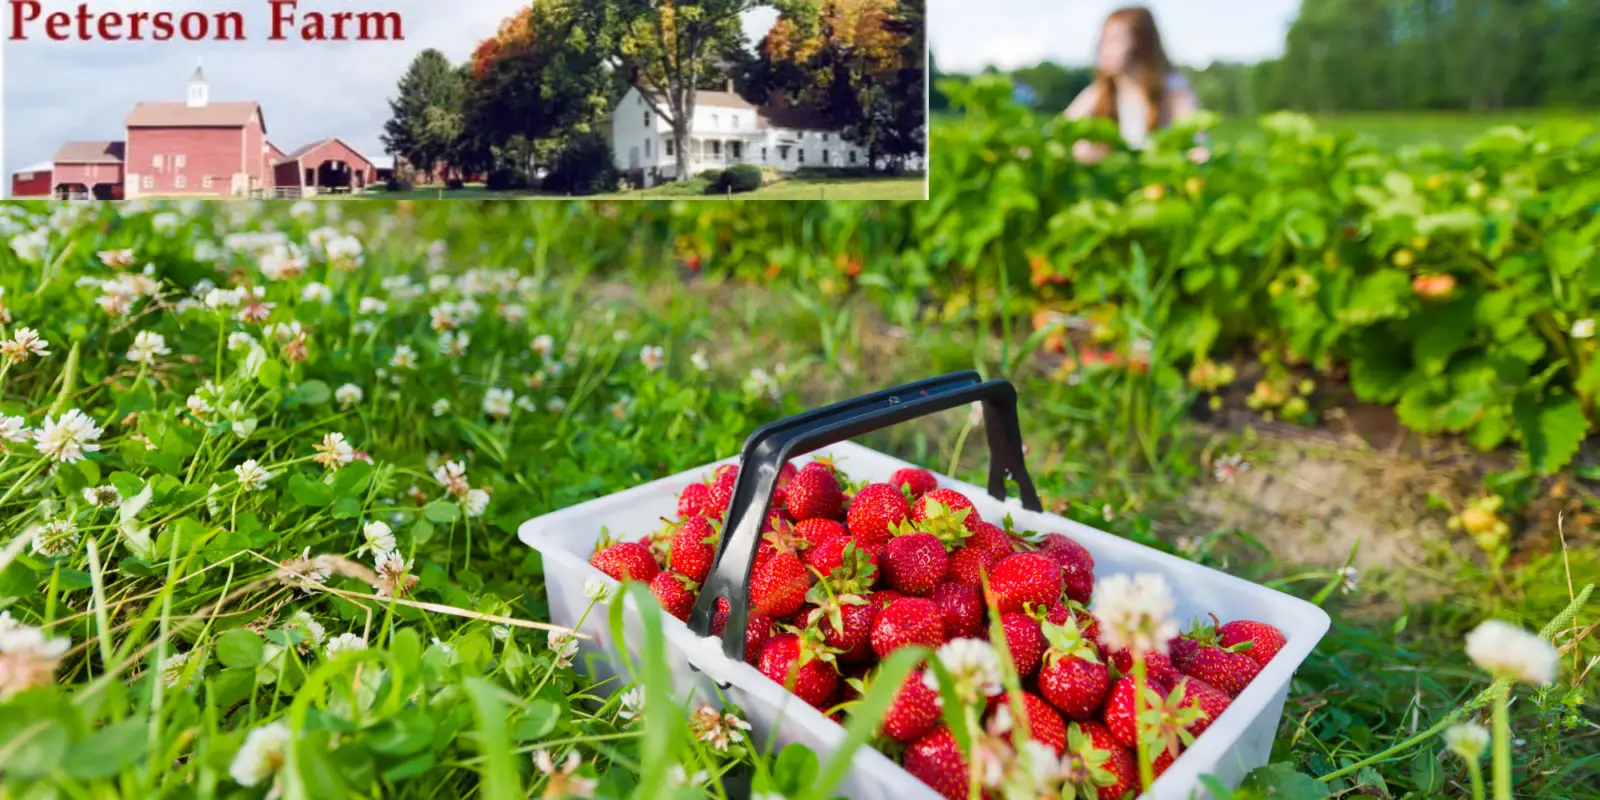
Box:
[7, 0, 404, 41]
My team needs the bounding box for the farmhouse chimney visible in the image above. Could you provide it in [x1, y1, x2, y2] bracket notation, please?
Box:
[187, 58, 209, 108]
[725, 76, 734, 93]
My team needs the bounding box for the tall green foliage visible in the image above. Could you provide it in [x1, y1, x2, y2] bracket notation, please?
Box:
[382, 50, 465, 178]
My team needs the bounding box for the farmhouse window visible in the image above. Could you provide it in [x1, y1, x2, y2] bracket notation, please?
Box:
[824, 150, 831, 165]
[798, 149, 806, 164]
[779, 146, 790, 160]
[644, 111, 651, 126]
[645, 139, 652, 158]
[202, 176, 213, 189]
[710, 114, 719, 129]
[142, 176, 153, 189]
[732, 116, 740, 130]
[731, 142, 743, 160]
[823, 133, 829, 142]
[176, 154, 186, 168]
[152, 154, 163, 169]
[666, 139, 675, 156]
[762, 147, 768, 161]
[849, 151, 857, 164]
[175, 176, 186, 189]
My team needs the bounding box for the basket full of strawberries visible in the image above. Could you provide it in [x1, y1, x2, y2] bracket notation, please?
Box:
[519, 372, 1330, 799]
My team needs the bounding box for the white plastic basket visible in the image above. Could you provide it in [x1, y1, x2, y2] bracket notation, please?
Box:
[518, 375, 1329, 800]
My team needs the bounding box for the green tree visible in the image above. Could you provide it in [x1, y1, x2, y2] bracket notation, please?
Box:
[382, 49, 464, 179]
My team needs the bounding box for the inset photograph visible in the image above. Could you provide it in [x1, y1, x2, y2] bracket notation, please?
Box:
[5, 0, 928, 201]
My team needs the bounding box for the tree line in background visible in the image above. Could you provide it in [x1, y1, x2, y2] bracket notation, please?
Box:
[932, 0, 1600, 116]
[382, 0, 926, 194]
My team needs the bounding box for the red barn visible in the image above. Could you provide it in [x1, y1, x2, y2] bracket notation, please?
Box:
[10, 161, 53, 198]
[52, 142, 126, 200]
[271, 137, 378, 195]
[123, 65, 271, 198]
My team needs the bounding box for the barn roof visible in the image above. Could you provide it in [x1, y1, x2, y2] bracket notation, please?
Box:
[13, 161, 52, 174]
[54, 141, 126, 164]
[125, 101, 263, 130]
[277, 138, 376, 170]
[641, 88, 756, 111]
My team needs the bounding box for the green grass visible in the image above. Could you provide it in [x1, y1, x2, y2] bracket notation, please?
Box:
[354, 176, 928, 202]
[934, 108, 1599, 150]
[0, 200, 1593, 800]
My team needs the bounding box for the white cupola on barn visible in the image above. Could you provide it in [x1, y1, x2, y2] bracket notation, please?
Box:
[187, 59, 210, 108]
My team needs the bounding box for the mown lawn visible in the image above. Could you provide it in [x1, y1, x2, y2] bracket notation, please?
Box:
[350, 176, 928, 202]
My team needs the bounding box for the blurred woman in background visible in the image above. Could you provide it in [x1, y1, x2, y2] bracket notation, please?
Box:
[1064, 6, 1202, 162]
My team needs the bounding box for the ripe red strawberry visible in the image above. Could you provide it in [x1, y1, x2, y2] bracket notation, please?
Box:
[1217, 620, 1286, 667]
[803, 598, 878, 662]
[913, 488, 979, 528]
[889, 467, 938, 499]
[946, 545, 1002, 589]
[1097, 746, 1140, 800]
[711, 600, 775, 666]
[882, 532, 949, 596]
[1152, 746, 1177, 781]
[1076, 719, 1122, 757]
[845, 483, 911, 548]
[1181, 644, 1261, 697]
[794, 518, 847, 549]
[589, 542, 660, 583]
[930, 582, 983, 640]
[1038, 617, 1110, 720]
[870, 597, 944, 657]
[676, 482, 712, 518]
[880, 669, 942, 743]
[785, 467, 844, 521]
[967, 521, 1014, 556]
[1039, 533, 1095, 605]
[1110, 650, 1184, 687]
[1173, 675, 1231, 736]
[987, 552, 1064, 614]
[869, 590, 905, 612]
[1102, 675, 1171, 749]
[1168, 635, 1200, 671]
[989, 690, 1068, 755]
[1001, 613, 1046, 678]
[749, 552, 811, 620]
[758, 632, 838, 710]
[648, 571, 698, 621]
[805, 537, 880, 593]
[705, 471, 736, 518]
[667, 516, 719, 582]
[903, 727, 969, 800]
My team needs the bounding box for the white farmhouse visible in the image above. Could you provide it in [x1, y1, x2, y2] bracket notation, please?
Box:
[611, 85, 870, 184]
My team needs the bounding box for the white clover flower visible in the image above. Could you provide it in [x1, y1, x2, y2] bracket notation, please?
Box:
[548, 630, 579, 669]
[151, 212, 181, 233]
[0, 415, 29, 444]
[227, 332, 258, 352]
[1091, 572, 1179, 657]
[667, 765, 708, 789]
[0, 327, 51, 362]
[389, 344, 417, 369]
[324, 633, 368, 659]
[34, 409, 103, 463]
[1444, 722, 1490, 761]
[229, 722, 291, 788]
[1214, 452, 1250, 484]
[0, 625, 72, 699]
[1337, 565, 1360, 594]
[160, 650, 204, 689]
[617, 687, 645, 722]
[429, 399, 451, 417]
[234, 459, 273, 491]
[639, 345, 664, 372]
[289, 200, 317, 221]
[335, 384, 364, 409]
[516, 395, 536, 412]
[1465, 620, 1559, 686]
[122, 331, 171, 365]
[689, 705, 751, 753]
[313, 432, 355, 471]
[259, 244, 308, 281]
[433, 461, 470, 497]
[613, 329, 631, 343]
[28, 519, 80, 558]
[187, 393, 214, 417]
[532, 750, 595, 798]
[531, 334, 555, 358]
[1572, 319, 1595, 339]
[584, 576, 619, 603]
[358, 297, 388, 315]
[439, 331, 470, 358]
[358, 521, 397, 557]
[301, 282, 333, 303]
[9, 228, 49, 262]
[82, 485, 122, 509]
[690, 350, 709, 371]
[744, 368, 780, 401]
[924, 637, 1003, 705]
[546, 396, 568, 414]
[482, 388, 514, 419]
[375, 550, 416, 598]
[204, 287, 244, 310]
[287, 611, 326, 648]
[491, 625, 511, 642]
[463, 489, 489, 518]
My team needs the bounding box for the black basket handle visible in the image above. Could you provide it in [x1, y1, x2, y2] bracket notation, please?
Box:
[686, 372, 1042, 661]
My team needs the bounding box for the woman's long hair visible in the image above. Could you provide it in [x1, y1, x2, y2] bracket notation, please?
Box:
[1089, 6, 1172, 133]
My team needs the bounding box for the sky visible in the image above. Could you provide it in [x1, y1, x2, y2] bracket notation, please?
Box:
[3, 1, 1299, 183]
[928, 0, 1299, 74]
[2, 1, 780, 181]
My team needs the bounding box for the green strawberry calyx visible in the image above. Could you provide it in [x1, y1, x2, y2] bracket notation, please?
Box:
[1041, 617, 1100, 665]
[1062, 723, 1117, 798]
